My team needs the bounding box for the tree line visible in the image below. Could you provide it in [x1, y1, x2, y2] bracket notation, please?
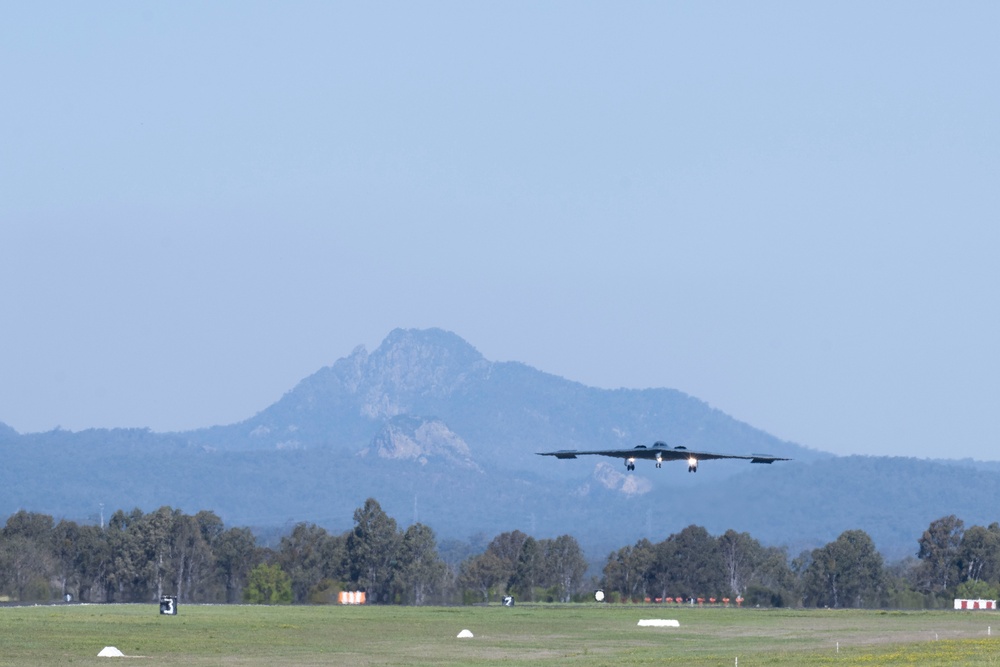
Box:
[0, 498, 586, 606]
[1, 501, 997, 608]
[603, 515, 1000, 609]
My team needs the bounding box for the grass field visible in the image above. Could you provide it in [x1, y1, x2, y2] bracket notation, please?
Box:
[1, 603, 999, 666]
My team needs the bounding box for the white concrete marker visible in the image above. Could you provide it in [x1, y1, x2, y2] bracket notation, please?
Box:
[98, 646, 125, 657]
[457, 629, 474, 638]
[637, 619, 680, 627]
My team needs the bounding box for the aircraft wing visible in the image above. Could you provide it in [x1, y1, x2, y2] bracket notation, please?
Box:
[536, 441, 790, 471]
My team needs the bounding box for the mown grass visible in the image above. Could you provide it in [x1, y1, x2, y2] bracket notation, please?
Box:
[1, 604, 999, 666]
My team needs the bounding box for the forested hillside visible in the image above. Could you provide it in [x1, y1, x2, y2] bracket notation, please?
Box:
[1, 328, 997, 563]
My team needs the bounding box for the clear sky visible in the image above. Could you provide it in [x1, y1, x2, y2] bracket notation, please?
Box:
[2, 2, 998, 460]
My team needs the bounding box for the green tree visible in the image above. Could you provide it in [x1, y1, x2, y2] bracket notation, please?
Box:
[458, 551, 508, 603]
[0, 535, 54, 601]
[1, 511, 57, 600]
[105, 508, 149, 602]
[717, 530, 796, 605]
[243, 563, 292, 604]
[718, 529, 762, 597]
[486, 530, 530, 568]
[803, 529, 885, 608]
[916, 515, 964, 594]
[746, 545, 798, 607]
[195, 510, 225, 545]
[602, 539, 654, 601]
[216, 527, 262, 603]
[481, 530, 530, 596]
[73, 524, 111, 602]
[510, 536, 544, 601]
[396, 523, 447, 605]
[957, 523, 1000, 585]
[52, 519, 82, 600]
[347, 498, 401, 603]
[650, 525, 725, 601]
[143, 506, 178, 600]
[955, 578, 997, 601]
[3, 510, 55, 544]
[169, 511, 218, 602]
[541, 534, 587, 602]
[278, 523, 339, 603]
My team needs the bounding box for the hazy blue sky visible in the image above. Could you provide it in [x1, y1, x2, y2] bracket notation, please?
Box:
[2, 2, 997, 460]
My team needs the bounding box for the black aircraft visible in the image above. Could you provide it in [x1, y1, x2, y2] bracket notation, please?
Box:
[537, 441, 790, 472]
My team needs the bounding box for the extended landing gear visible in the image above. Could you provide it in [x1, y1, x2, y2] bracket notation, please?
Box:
[625, 459, 636, 472]
[687, 457, 699, 473]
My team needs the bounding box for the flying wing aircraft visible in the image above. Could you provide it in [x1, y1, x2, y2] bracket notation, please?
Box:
[537, 441, 790, 472]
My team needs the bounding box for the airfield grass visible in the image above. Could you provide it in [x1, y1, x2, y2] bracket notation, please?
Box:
[1, 604, 1000, 666]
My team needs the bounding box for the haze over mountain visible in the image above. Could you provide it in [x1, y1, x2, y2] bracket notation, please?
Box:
[6, 4, 999, 468]
[2, 328, 998, 562]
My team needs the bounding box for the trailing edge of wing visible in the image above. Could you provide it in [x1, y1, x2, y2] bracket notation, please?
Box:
[750, 454, 791, 464]
[538, 449, 637, 459]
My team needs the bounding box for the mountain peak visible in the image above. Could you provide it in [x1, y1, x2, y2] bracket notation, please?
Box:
[362, 328, 487, 400]
[378, 328, 484, 363]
